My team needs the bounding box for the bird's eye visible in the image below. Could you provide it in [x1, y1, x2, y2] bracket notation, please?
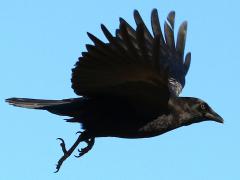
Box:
[200, 103, 207, 111]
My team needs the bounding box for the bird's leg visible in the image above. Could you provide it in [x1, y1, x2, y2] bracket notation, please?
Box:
[55, 131, 89, 173]
[74, 138, 95, 158]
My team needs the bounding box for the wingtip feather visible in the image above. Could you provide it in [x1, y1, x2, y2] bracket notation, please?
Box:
[184, 52, 191, 75]
[167, 11, 175, 29]
[176, 21, 188, 56]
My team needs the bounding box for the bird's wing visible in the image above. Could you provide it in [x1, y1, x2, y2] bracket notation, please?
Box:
[114, 10, 191, 96]
[71, 9, 191, 108]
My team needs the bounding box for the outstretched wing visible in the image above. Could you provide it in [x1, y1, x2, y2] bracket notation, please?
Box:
[115, 9, 191, 95]
[71, 9, 191, 108]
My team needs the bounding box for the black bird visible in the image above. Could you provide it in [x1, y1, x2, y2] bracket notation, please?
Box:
[6, 9, 223, 172]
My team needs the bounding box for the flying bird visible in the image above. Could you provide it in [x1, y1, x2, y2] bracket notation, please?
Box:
[6, 9, 223, 172]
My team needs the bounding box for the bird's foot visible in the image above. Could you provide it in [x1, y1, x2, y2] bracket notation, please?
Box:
[54, 131, 90, 173]
[74, 138, 95, 158]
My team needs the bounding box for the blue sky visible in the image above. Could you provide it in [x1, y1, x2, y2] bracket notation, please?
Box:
[1, 0, 239, 179]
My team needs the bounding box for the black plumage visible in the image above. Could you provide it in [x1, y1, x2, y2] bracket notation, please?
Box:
[6, 9, 223, 172]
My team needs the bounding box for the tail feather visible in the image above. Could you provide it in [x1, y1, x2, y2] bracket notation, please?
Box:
[6, 97, 84, 117]
[5, 98, 73, 109]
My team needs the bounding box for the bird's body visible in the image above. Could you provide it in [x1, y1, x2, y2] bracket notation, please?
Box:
[9, 96, 212, 139]
[6, 9, 223, 172]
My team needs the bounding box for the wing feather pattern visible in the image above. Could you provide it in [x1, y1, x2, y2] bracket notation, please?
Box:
[71, 9, 191, 108]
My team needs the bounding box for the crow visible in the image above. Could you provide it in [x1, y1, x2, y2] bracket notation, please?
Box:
[6, 9, 223, 172]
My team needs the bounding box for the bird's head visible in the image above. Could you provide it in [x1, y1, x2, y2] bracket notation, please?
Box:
[170, 97, 224, 126]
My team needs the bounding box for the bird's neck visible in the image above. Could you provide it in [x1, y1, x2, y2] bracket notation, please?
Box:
[136, 97, 198, 138]
[136, 97, 188, 137]
[168, 97, 198, 126]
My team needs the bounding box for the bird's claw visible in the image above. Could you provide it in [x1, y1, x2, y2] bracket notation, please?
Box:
[55, 138, 70, 173]
[74, 148, 85, 158]
[54, 132, 90, 173]
[56, 138, 67, 154]
[54, 132, 94, 173]
[74, 138, 95, 158]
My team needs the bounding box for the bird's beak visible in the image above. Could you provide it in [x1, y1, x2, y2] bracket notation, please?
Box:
[205, 110, 224, 123]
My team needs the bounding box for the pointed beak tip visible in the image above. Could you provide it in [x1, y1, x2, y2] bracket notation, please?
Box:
[205, 112, 224, 124]
[213, 114, 224, 124]
[213, 113, 224, 124]
[216, 118, 224, 124]
[217, 117, 224, 124]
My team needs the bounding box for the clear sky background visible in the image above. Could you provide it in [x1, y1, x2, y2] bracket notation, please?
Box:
[0, 0, 239, 179]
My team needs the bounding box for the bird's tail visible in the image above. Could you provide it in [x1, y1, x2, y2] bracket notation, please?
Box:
[6, 97, 84, 117]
